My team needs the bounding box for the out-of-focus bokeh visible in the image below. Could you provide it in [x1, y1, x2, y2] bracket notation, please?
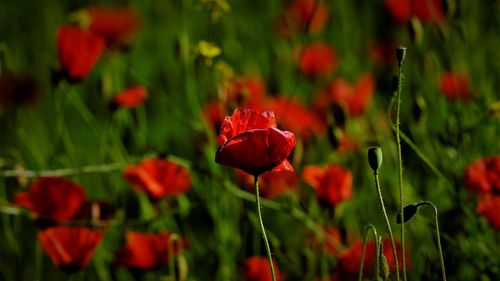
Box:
[0, 0, 499, 280]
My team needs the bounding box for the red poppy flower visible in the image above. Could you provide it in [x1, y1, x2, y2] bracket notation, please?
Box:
[317, 74, 375, 117]
[439, 72, 470, 102]
[215, 108, 296, 177]
[236, 168, 298, 199]
[476, 194, 500, 230]
[87, 6, 140, 48]
[302, 164, 353, 207]
[123, 158, 192, 200]
[298, 43, 338, 78]
[115, 231, 187, 270]
[277, 0, 330, 36]
[243, 256, 285, 281]
[13, 177, 86, 221]
[38, 226, 103, 272]
[338, 239, 407, 279]
[265, 97, 326, 141]
[112, 85, 148, 108]
[464, 156, 500, 193]
[384, 0, 445, 24]
[57, 25, 104, 80]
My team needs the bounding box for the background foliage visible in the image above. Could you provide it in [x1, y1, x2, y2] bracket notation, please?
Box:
[0, 0, 499, 280]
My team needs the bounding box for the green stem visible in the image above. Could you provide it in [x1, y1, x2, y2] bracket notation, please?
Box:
[0, 153, 159, 178]
[254, 176, 276, 281]
[223, 180, 345, 251]
[420, 202, 447, 281]
[374, 172, 400, 281]
[168, 234, 180, 281]
[358, 224, 380, 281]
[395, 55, 407, 281]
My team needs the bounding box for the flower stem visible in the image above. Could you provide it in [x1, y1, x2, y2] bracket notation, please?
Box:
[358, 224, 380, 281]
[254, 176, 276, 281]
[395, 51, 407, 281]
[421, 202, 447, 281]
[168, 234, 179, 281]
[373, 172, 400, 281]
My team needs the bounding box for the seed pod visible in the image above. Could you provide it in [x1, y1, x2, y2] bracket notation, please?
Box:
[396, 46, 407, 66]
[397, 202, 425, 224]
[368, 147, 383, 172]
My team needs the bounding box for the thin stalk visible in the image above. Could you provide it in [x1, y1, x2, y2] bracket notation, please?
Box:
[395, 53, 407, 281]
[421, 202, 447, 281]
[254, 176, 276, 281]
[358, 224, 380, 281]
[0, 153, 159, 178]
[374, 172, 400, 281]
[168, 234, 180, 281]
[223, 180, 345, 252]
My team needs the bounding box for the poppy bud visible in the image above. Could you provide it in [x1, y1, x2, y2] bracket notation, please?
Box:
[380, 252, 390, 280]
[396, 46, 407, 66]
[368, 147, 383, 172]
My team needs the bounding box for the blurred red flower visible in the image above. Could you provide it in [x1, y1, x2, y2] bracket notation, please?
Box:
[265, 97, 326, 141]
[112, 85, 148, 108]
[439, 72, 470, 102]
[87, 6, 140, 48]
[315, 74, 375, 117]
[38, 226, 103, 272]
[277, 0, 330, 36]
[13, 177, 86, 221]
[338, 239, 407, 279]
[464, 156, 500, 193]
[215, 108, 296, 176]
[368, 41, 397, 67]
[302, 164, 353, 208]
[57, 25, 104, 80]
[224, 76, 266, 107]
[298, 43, 338, 78]
[203, 76, 266, 131]
[384, 0, 445, 24]
[236, 168, 298, 199]
[203, 101, 225, 131]
[476, 194, 500, 230]
[123, 158, 191, 200]
[115, 231, 187, 270]
[243, 256, 285, 281]
[323, 227, 342, 256]
[308, 226, 342, 256]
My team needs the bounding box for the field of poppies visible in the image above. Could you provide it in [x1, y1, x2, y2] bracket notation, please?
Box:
[0, 0, 499, 280]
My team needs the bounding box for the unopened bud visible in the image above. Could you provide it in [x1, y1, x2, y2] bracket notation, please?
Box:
[368, 147, 383, 172]
[396, 46, 407, 66]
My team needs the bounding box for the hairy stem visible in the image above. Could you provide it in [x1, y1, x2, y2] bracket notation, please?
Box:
[396, 54, 407, 281]
[254, 176, 276, 281]
[358, 224, 380, 281]
[374, 172, 400, 281]
[421, 202, 447, 281]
